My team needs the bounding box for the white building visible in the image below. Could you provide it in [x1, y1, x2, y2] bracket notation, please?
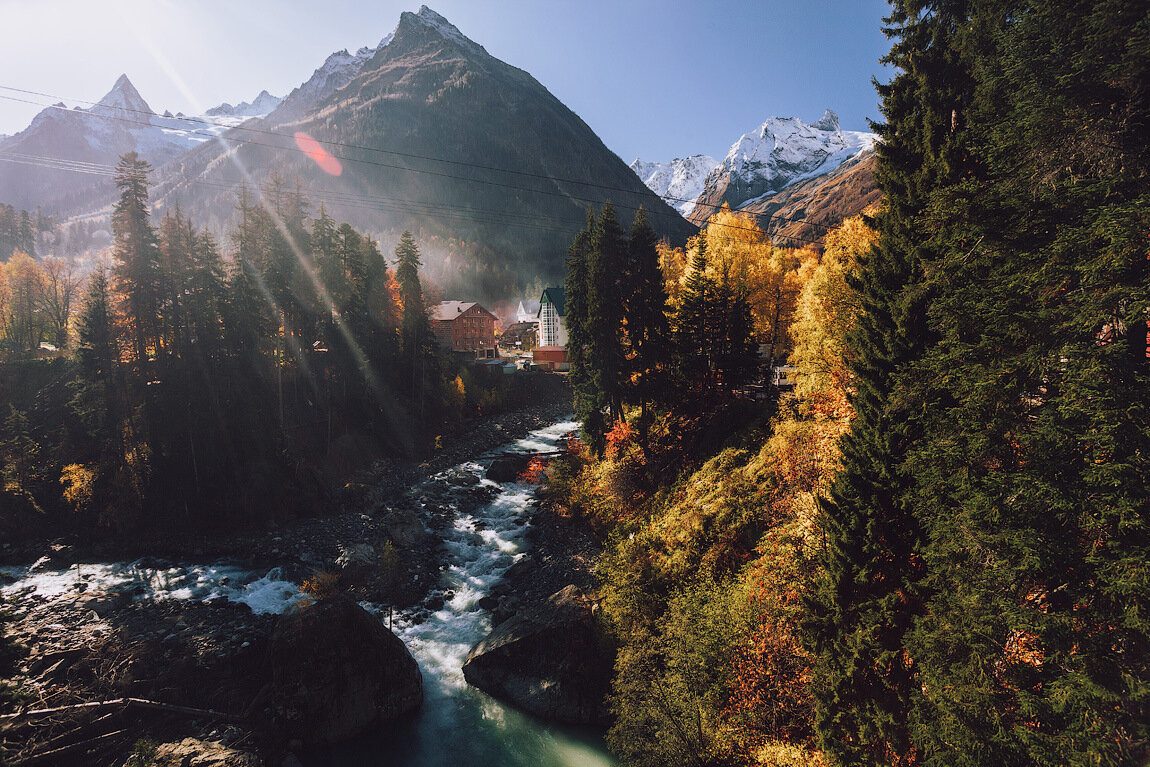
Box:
[537, 287, 567, 348]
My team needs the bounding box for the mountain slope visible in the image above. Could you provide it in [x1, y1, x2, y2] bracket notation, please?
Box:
[153, 6, 694, 300]
[740, 148, 879, 247]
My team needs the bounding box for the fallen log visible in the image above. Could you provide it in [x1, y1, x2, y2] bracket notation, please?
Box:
[1, 697, 236, 722]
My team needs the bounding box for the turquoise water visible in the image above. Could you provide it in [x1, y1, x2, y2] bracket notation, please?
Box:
[309, 419, 615, 766]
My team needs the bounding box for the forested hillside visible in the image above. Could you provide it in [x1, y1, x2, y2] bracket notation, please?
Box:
[0, 153, 535, 545]
[555, 2, 1149, 766]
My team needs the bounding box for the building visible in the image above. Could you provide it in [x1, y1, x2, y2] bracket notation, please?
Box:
[532, 287, 569, 371]
[431, 301, 498, 358]
[537, 287, 567, 347]
[498, 321, 537, 352]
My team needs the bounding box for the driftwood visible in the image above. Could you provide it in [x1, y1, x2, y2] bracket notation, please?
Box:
[18, 727, 130, 766]
[1, 696, 236, 722]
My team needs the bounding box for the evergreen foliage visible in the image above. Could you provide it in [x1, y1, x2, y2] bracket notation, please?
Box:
[805, 3, 1150, 765]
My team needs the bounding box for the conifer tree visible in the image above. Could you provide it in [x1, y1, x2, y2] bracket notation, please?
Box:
[585, 202, 628, 426]
[394, 230, 433, 405]
[674, 237, 712, 394]
[804, 2, 978, 764]
[625, 207, 671, 421]
[565, 217, 607, 451]
[893, 3, 1150, 764]
[74, 268, 119, 433]
[110, 152, 161, 382]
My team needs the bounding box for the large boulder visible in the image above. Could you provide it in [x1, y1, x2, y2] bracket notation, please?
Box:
[270, 597, 422, 744]
[462, 585, 613, 724]
[485, 454, 533, 483]
[150, 738, 260, 766]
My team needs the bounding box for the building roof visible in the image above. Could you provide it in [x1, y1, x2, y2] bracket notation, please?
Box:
[538, 287, 566, 317]
[431, 301, 495, 322]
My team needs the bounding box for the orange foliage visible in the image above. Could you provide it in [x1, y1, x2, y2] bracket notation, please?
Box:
[517, 456, 547, 484]
[604, 419, 635, 459]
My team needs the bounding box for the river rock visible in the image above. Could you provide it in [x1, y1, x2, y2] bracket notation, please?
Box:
[335, 542, 376, 583]
[383, 508, 429, 549]
[270, 597, 422, 744]
[485, 454, 533, 483]
[462, 585, 613, 724]
[150, 737, 260, 766]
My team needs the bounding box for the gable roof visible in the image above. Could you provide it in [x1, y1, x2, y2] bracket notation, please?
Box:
[431, 301, 495, 322]
[538, 286, 566, 317]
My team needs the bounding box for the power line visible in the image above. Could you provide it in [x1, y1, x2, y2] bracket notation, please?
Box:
[0, 86, 835, 246]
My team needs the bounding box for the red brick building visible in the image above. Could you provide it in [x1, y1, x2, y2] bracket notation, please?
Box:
[431, 301, 497, 358]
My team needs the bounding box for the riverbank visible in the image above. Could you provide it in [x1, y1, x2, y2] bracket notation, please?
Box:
[0, 396, 608, 766]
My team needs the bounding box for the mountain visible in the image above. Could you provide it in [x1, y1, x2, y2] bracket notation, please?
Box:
[688, 111, 874, 226]
[739, 148, 879, 246]
[0, 76, 278, 213]
[629, 154, 719, 217]
[205, 90, 283, 118]
[152, 6, 694, 300]
[266, 35, 393, 123]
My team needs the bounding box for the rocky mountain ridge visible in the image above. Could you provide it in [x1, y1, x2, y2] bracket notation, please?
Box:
[628, 154, 719, 217]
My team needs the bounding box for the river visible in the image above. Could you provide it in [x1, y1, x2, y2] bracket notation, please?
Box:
[1, 418, 615, 766]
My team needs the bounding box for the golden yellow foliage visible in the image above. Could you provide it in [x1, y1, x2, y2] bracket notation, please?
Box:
[60, 463, 97, 513]
[300, 570, 341, 601]
[789, 212, 876, 399]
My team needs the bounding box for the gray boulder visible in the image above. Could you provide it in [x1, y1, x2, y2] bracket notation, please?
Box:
[485, 454, 532, 483]
[462, 585, 613, 724]
[270, 597, 422, 744]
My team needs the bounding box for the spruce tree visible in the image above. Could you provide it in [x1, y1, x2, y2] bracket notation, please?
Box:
[895, 3, 1150, 764]
[674, 237, 712, 395]
[394, 230, 434, 407]
[803, 2, 979, 764]
[625, 207, 671, 422]
[110, 152, 161, 382]
[564, 217, 607, 451]
[585, 202, 628, 427]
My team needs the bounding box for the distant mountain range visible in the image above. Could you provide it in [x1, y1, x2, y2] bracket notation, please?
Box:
[0, 75, 281, 213]
[0, 6, 692, 300]
[632, 111, 878, 245]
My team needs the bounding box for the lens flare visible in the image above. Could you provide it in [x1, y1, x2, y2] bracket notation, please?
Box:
[294, 131, 342, 176]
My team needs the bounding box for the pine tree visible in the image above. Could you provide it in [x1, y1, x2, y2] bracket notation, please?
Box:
[585, 202, 629, 428]
[565, 216, 607, 451]
[674, 237, 712, 395]
[895, 3, 1150, 764]
[73, 268, 120, 438]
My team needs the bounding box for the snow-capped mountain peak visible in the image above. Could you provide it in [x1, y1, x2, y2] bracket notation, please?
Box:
[413, 5, 469, 45]
[205, 89, 282, 118]
[629, 154, 720, 217]
[720, 112, 874, 193]
[90, 74, 154, 119]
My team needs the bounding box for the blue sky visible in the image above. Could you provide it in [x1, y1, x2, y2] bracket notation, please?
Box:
[0, 0, 892, 162]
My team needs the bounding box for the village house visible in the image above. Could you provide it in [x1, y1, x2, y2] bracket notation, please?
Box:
[431, 301, 498, 359]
